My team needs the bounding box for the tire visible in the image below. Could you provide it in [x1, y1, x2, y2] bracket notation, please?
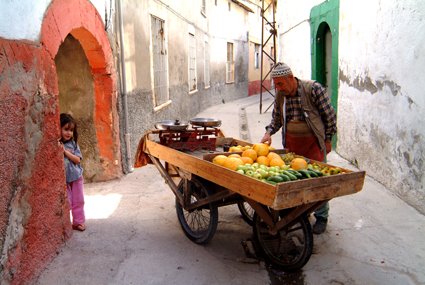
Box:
[237, 200, 255, 226]
[175, 177, 218, 244]
[253, 211, 313, 271]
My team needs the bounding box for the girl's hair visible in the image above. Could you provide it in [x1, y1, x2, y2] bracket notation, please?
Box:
[60, 113, 78, 143]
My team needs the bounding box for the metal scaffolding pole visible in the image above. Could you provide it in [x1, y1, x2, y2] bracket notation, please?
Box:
[259, 0, 277, 114]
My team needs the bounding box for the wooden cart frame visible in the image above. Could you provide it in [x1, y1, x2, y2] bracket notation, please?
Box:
[143, 132, 365, 271]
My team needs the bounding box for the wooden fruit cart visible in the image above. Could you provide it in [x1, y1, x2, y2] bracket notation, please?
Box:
[138, 130, 365, 271]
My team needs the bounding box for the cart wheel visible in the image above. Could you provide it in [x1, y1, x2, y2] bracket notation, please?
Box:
[237, 201, 254, 226]
[253, 211, 313, 271]
[176, 178, 218, 244]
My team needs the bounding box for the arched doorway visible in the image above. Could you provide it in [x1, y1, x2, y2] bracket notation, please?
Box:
[315, 23, 332, 92]
[41, 0, 122, 181]
[55, 34, 102, 182]
[310, 0, 339, 148]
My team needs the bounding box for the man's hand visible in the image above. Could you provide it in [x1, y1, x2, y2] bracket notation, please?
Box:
[261, 132, 272, 145]
[325, 140, 332, 154]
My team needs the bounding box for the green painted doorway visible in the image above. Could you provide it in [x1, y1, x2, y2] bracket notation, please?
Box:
[310, 0, 339, 147]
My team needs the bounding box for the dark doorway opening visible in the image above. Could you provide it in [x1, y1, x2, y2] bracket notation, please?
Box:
[315, 23, 332, 92]
[55, 34, 102, 182]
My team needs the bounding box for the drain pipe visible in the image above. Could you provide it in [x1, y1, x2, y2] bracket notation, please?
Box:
[116, 0, 133, 173]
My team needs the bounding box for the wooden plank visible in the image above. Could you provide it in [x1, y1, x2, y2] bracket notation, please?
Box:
[231, 138, 252, 146]
[149, 156, 183, 205]
[186, 188, 233, 211]
[145, 139, 276, 206]
[216, 137, 234, 146]
[215, 137, 255, 147]
[272, 171, 365, 209]
[272, 202, 319, 233]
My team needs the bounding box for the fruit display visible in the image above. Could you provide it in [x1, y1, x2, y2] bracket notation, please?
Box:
[309, 162, 343, 176]
[241, 149, 257, 161]
[212, 146, 346, 185]
[280, 152, 298, 164]
[228, 145, 252, 153]
[252, 143, 270, 156]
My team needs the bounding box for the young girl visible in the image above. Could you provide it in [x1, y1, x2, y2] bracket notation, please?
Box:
[60, 113, 86, 231]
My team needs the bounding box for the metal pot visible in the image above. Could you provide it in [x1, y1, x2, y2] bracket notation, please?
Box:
[190, 117, 222, 127]
[155, 119, 188, 131]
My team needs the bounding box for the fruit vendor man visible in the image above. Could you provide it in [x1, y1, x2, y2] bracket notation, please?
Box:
[261, 62, 337, 235]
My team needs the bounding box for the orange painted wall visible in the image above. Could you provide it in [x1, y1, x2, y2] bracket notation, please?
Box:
[0, 38, 71, 285]
[0, 0, 121, 283]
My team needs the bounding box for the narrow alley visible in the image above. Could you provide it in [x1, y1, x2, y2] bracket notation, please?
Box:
[36, 96, 425, 285]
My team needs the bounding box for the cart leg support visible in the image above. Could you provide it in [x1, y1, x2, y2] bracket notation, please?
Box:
[149, 155, 184, 205]
[245, 198, 328, 235]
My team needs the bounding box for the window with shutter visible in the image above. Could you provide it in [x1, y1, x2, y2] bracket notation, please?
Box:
[226, 42, 234, 83]
[151, 15, 169, 107]
[189, 32, 197, 92]
[204, 40, 210, 88]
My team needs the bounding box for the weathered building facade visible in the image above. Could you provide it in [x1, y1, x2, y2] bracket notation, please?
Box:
[118, 0, 252, 171]
[246, 0, 275, 96]
[276, 0, 425, 214]
[0, 0, 251, 283]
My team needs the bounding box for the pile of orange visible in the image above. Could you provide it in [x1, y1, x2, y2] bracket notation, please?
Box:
[213, 143, 285, 169]
[213, 154, 244, 170]
[243, 143, 285, 167]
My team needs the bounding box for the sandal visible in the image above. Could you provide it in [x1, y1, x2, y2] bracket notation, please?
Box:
[72, 224, 86, 231]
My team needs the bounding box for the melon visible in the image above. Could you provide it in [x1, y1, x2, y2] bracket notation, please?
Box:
[223, 157, 244, 171]
[253, 143, 270, 156]
[242, 148, 257, 162]
[256, 156, 270, 166]
[290, 158, 308, 170]
[212, 155, 228, 166]
[240, 156, 254, 164]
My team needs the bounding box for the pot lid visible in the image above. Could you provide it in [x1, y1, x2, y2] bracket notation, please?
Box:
[155, 119, 188, 131]
[190, 117, 222, 127]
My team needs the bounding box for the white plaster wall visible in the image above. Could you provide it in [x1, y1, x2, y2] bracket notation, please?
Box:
[277, 0, 425, 213]
[276, 0, 322, 79]
[209, 0, 249, 52]
[0, 0, 107, 41]
[0, 0, 51, 40]
[91, 0, 112, 29]
[247, 1, 267, 44]
[338, 0, 425, 213]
